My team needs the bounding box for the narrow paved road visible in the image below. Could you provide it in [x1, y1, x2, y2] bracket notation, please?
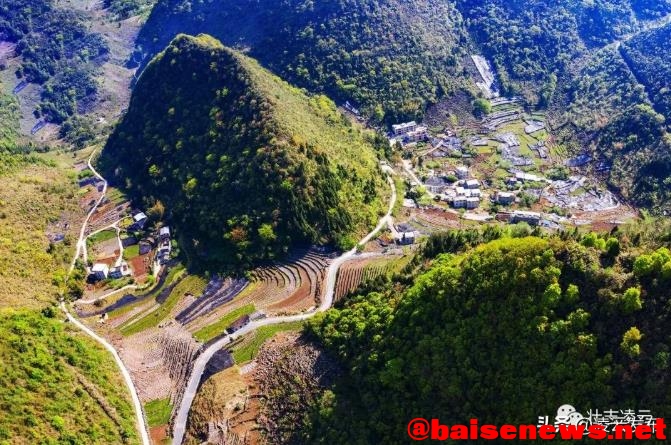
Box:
[171, 175, 397, 444]
[62, 148, 151, 445]
[68, 151, 108, 274]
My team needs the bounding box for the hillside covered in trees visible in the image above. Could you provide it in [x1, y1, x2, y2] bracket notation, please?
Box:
[134, 0, 473, 123]
[550, 21, 671, 212]
[101, 34, 386, 271]
[301, 229, 671, 443]
[0, 0, 108, 123]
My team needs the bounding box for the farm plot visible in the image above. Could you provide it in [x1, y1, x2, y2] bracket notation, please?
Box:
[186, 248, 333, 334]
[116, 323, 200, 404]
[334, 255, 408, 301]
[87, 198, 131, 235]
[120, 274, 207, 336]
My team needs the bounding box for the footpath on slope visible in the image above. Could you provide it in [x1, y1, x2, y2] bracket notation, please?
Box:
[63, 148, 151, 445]
[171, 175, 398, 445]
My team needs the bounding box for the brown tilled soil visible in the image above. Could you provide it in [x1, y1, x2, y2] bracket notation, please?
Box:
[115, 324, 200, 403]
[185, 332, 341, 445]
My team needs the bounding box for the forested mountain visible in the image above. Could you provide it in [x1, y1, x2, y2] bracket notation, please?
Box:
[549, 21, 671, 212]
[621, 23, 671, 119]
[134, 0, 472, 123]
[0, 0, 108, 123]
[454, 0, 671, 103]
[304, 231, 671, 443]
[101, 34, 386, 271]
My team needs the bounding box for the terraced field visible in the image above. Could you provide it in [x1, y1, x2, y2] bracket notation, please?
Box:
[334, 255, 411, 301]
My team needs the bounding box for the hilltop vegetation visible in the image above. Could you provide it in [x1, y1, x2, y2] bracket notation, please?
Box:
[0, 0, 108, 124]
[621, 23, 671, 119]
[135, 0, 472, 123]
[303, 230, 671, 443]
[0, 309, 139, 444]
[101, 34, 385, 271]
[549, 21, 671, 213]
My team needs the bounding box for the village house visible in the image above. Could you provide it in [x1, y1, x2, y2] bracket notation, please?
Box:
[109, 262, 132, 279]
[91, 263, 109, 281]
[468, 189, 482, 198]
[452, 196, 467, 209]
[465, 179, 480, 189]
[392, 121, 417, 136]
[496, 191, 515, 205]
[129, 211, 148, 231]
[159, 226, 171, 240]
[404, 126, 429, 143]
[511, 210, 542, 226]
[425, 176, 450, 194]
[157, 226, 172, 265]
[139, 236, 156, 255]
[396, 231, 415, 245]
[455, 166, 469, 180]
[466, 197, 480, 209]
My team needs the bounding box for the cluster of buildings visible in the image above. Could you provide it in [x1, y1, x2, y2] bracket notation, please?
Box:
[423, 166, 484, 210]
[88, 217, 173, 283]
[425, 134, 463, 158]
[157, 226, 172, 265]
[392, 121, 429, 145]
[90, 261, 131, 282]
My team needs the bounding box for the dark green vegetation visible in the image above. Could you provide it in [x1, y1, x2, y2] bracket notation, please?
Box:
[0, 0, 108, 123]
[550, 21, 671, 212]
[0, 309, 138, 443]
[101, 34, 385, 271]
[302, 227, 671, 443]
[455, 0, 670, 103]
[132, 0, 671, 212]
[135, 0, 472, 123]
[621, 23, 671, 119]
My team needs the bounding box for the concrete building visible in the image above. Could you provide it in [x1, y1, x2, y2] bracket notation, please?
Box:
[392, 121, 417, 136]
[511, 210, 542, 226]
[404, 126, 429, 143]
[159, 226, 171, 240]
[456, 166, 469, 180]
[452, 196, 467, 208]
[91, 263, 109, 281]
[397, 231, 416, 245]
[466, 197, 480, 209]
[497, 191, 515, 205]
[109, 262, 131, 279]
[465, 179, 480, 189]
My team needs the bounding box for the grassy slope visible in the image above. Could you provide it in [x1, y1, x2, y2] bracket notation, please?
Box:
[193, 303, 255, 342]
[120, 274, 207, 336]
[0, 309, 139, 444]
[231, 321, 304, 364]
[0, 84, 83, 308]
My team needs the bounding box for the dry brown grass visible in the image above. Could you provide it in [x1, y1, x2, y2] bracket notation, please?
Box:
[0, 160, 82, 308]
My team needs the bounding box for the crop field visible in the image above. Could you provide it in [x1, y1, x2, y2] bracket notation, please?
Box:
[230, 321, 305, 364]
[193, 303, 256, 342]
[120, 274, 208, 336]
[334, 255, 411, 301]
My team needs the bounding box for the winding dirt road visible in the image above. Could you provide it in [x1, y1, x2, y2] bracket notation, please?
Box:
[63, 149, 151, 445]
[171, 176, 397, 444]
